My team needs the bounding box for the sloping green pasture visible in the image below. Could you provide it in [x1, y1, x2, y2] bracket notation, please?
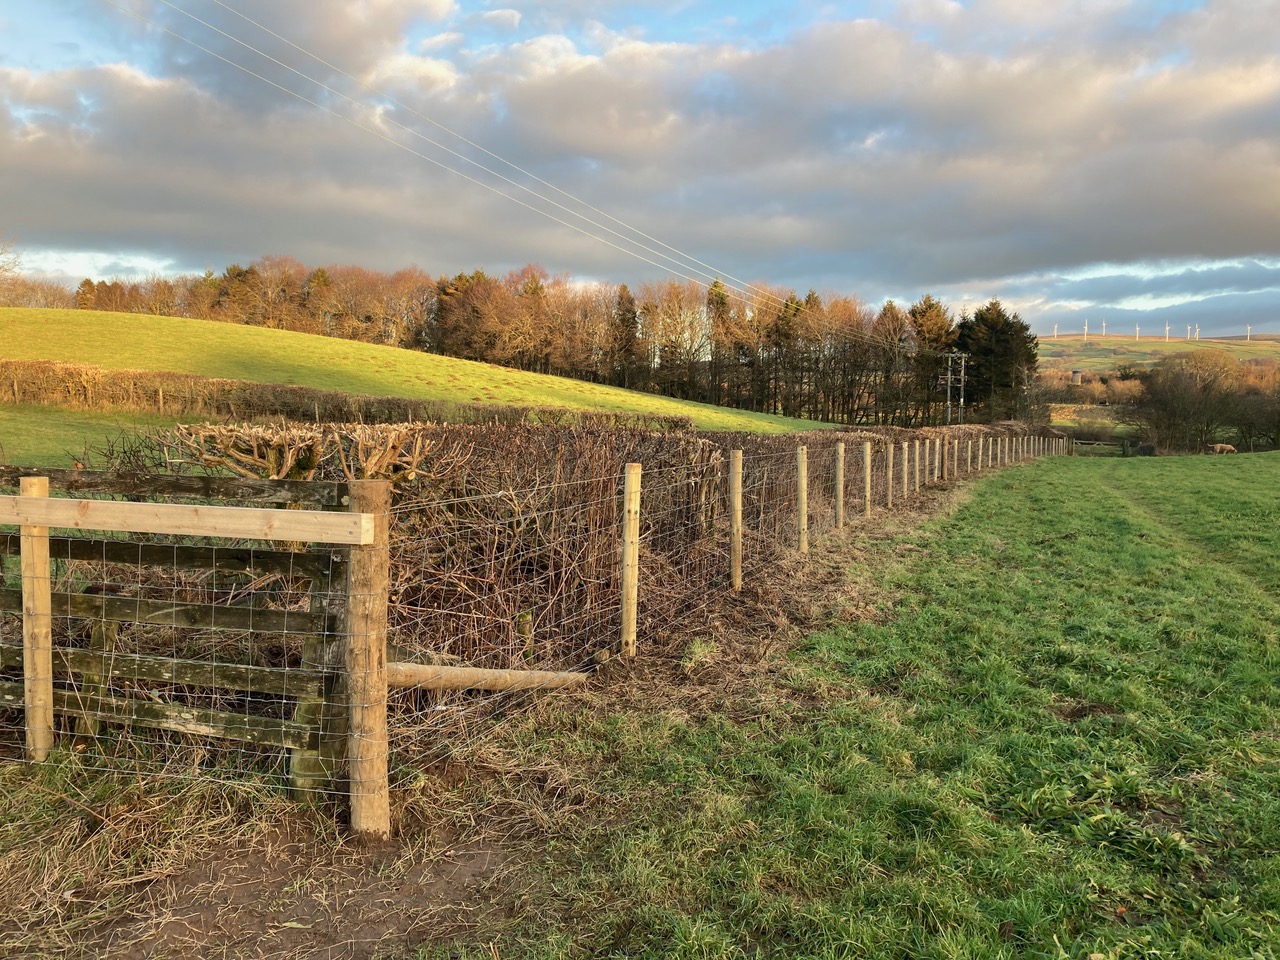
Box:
[461, 452, 1280, 958]
[0, 307, 812, 435]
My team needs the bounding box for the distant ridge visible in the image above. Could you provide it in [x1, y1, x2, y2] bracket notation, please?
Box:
[1038, 333, 1280, 372]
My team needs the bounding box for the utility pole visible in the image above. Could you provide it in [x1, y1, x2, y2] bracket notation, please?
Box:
[945, 353, 954, 425]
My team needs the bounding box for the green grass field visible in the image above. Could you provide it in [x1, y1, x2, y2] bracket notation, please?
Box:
[433, 452, 1280, 957]
[0, 307, 814, 436]
[0, 404, 177, 467]
[1039, 334, 1280, 373]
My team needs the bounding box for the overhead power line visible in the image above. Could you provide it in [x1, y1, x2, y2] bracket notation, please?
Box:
[97, 0, 953, 359]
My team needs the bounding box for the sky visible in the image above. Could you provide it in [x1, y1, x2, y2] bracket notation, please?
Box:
[1, 0, 1278, 338]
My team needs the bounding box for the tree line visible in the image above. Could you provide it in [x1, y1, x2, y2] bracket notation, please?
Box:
[1, 246, 1041, 426]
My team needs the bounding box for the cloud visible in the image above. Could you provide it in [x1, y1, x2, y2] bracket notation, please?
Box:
[479, 9, 522, 30]
[1, 0, 1278, 339]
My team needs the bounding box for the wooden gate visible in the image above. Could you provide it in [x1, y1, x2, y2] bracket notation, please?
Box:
[0, 468, 391, 838]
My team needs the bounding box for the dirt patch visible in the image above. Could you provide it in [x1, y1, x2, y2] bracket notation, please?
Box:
[81, 822, 508, 960]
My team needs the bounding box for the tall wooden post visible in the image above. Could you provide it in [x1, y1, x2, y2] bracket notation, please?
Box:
[902, 441, 910, 500]
[913, 440, 921, 492]
[966, 439, 972, 474]
[730, 450, 743, 592]
[863, 441, 872, 517]
[797, 446, 809, 554]
[20, 477, 53, 763]
[935, 439, 942, 482]
[343, 479, 392, 840]
[621, 463, 642, 656]
[886, 442, 894, 509]
[834, 442, 845, 530]
[941, 438, 949, 482]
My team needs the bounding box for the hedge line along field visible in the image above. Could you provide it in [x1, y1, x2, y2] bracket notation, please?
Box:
[0, 308, 815, 434]
[427, 452, 1280, 958]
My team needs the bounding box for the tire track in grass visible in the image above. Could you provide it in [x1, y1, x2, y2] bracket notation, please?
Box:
[1083, 457, 1280, 625]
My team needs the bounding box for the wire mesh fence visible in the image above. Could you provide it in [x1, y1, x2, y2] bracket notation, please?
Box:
[0, 426, 1067, 828]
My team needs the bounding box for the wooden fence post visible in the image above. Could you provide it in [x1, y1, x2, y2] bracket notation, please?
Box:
[863, 441, 872, 518]
[913, 440, 920, 492]
[903, 441, 911, 500]
[621, 463, 642, 656]
[730, 450, 743, 592]
[885, 442, 894, 509]
[834, 442, 845, 530]
[344, 479, 392, 840]
[941, 438, 949, 482]
[797, 446, 808, 554]
[20, 477, 53, 763]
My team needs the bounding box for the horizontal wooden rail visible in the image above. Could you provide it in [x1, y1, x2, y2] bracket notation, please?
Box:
[0, 495, 373, 545]
[0, 588, 335, 635]
[0, 641, 324, 698]
[0, 534, 345, 580]
[0, 681, 317, 750]
[0, 467, 350, 507]
[386, 661, 588, 692]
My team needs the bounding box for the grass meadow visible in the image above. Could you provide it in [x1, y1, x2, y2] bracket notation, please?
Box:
[0, 307, 816, 443]
[430, 451, 1280, 958]
[0, 404, 177, 467]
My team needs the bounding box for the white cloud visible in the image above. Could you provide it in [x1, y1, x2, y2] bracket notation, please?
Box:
[479, 9, 522, 30]
[418, 31, 464, 51]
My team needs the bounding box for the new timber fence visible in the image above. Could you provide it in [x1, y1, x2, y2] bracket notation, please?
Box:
[1, 429, 1068, 835]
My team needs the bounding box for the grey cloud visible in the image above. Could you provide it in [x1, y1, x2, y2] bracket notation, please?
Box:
[3, 1, 1280, 335]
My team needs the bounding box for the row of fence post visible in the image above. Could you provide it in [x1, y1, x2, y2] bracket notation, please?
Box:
[616, 432, 1065, 649]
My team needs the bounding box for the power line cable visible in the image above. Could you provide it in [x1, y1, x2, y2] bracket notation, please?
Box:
[97, 0, 950, 359]
[204, 0, 774, 306]
[147, 0, 746, 295]
[200, 0, 960, 359]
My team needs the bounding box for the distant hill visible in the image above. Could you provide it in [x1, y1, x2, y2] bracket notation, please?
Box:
[1038, 333, 1280, 373]
[0, 307, 814, 434]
